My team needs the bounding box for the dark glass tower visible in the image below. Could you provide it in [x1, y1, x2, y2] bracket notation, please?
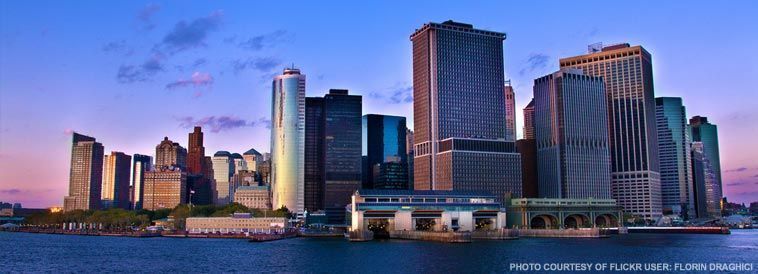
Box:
[304, 89, 362, 223]
[655, 97, 694, 218]
[131, 154, 152, 210]
[689, 116, 722, 217]
[362, 114, 408, 189]
[304, 97, 325, 211]
[410, 20, 522, 201]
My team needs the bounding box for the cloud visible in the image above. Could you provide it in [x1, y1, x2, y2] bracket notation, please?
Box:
[231, 57, 281, 74]
[102, 40, 134, 56]
[166, 72, 214, 89]
[726, 182, 746, 187]
[63, 129, 74, 135]
[176, 116, 269, 133]
[160, 10, 223, 53]
[137, 3, 161, 30]
[519, 53, 550, 76]
[0, 189, 21, 195]
[753, 174, 758, 178]
[369, 83, 413, 104]
[193, 58, 207, 67]
[238, 30, 288, 51]
[116, 54, 165, 83]
[725, 167, 748, 173]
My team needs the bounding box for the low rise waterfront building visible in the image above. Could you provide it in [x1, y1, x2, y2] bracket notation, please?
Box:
[506, 198, 622, 229]
[186, 213, 288, 234]
[350, 190, 507, 236]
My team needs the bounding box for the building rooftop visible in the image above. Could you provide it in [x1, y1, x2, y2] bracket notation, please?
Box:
[236, 185, 270, 191]
[213, 151, 231, 157]
[243, 148, 262, 156]
[231, 153, 243, 159]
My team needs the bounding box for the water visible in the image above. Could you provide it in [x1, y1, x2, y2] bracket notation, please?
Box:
[1, 231, 756, 273]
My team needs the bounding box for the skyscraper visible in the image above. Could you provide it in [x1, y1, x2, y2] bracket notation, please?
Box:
[560, 43, 661, 220]
[655, 97, 694, 218]
[533, 68, 611, 199]
[187, 126, 205, 174]
[271, 68, 305, 213]
[504, 81, 517, 142]
[410, 20, 522, 200]
[63, 133, 104, 211]
[304, 97, 325, 212]
[689, 116, 722, 216]
[243, 148, 262, 173]
[212, 151, 234, 206]
[101, 151, 132, 209]
[304, 89, 362, 223]
[691, 142, 716, 218]
[155, 137, 187, 169]
[131, 154, 152, 210]
[362, 114, 408, 189]
[523, 99, 536, 140]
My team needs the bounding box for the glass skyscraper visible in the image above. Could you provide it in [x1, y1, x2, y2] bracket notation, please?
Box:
[411, 20, 522, 201]
[534, 68, 611, 199]
[362, 114, 408, 189]
[655, 97, 694, 218]
[271, 68, 306, 213]
[689, 116, 722, 217]
[131, 154, 152, 210]
[304, 97, 325, 212]
[560, 43, 661, 220]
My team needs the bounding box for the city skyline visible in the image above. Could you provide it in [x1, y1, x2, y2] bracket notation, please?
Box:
[1, 1, 758, 207]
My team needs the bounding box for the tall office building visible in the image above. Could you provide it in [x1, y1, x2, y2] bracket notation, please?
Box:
[101, 151, 132, 209]
[362, 114, 408, 189]
[533, 68, 611, 199]
[212, 151, 234, 205]
[689, 116, 722, 216]
[63, 133, 104, 211]
[187, 126, 205, 174]
[410, 20, 522, 200]
[304, 97, 325, 212]
[271, 68, 306, 213]
[523, 99, 536, 140]
[655, 97, 694, 218]
[155, 137, 187, 169]
[560, 43, 661, 220]
[504, 82, 517, 142]
[516, 139, 538, 198]
[690, 142, 716, 218]
[131, 154, 152, 210]
[304, 89, 362, 223]
[142, 167, 187, 211]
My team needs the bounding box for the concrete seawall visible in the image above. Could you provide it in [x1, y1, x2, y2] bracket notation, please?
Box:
[518, 228, 607, 238]
[390, 230, 471, 243]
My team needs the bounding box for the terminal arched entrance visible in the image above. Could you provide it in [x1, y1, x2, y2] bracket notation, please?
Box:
[530, 214, 558, 229]
[564, 214, 589, 229]
[594, 214, 618, 228]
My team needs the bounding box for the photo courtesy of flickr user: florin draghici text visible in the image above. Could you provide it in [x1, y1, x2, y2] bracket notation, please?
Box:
[509, 262, 754, 272]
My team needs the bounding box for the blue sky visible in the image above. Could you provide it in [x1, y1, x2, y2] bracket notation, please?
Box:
[1, 0, 757, 207]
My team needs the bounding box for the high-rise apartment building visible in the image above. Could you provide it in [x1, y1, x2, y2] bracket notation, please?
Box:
[410, 20, 522, 201]
[142, 167, 187, 211]
[523, 99, 536, 140]
[63, 133, 104, 211]
[131, 154, 152, 210]
[271, 68, 306, 213]
[689, 116, 722, 216]
[212, 151, 234, 206]
[187, 126, 205, 174]
[155, 137, 187, 169]
[560, 43, 661, 220]
[101, 151, 132, 209]
[533, 68, 611, 199]
[362, 114, 409, 189]
[655, 97, 694, 218]
[304, 89, 362, 223]
[504, 82, 516, 142]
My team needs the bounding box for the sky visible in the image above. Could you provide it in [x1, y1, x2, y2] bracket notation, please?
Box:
[1, 1, 757, 208]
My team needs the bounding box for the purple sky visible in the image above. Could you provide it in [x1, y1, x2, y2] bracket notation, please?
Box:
[1, 1, 756, 208]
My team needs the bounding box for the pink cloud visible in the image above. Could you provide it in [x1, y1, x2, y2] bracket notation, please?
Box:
[165, 71, 214, 89]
